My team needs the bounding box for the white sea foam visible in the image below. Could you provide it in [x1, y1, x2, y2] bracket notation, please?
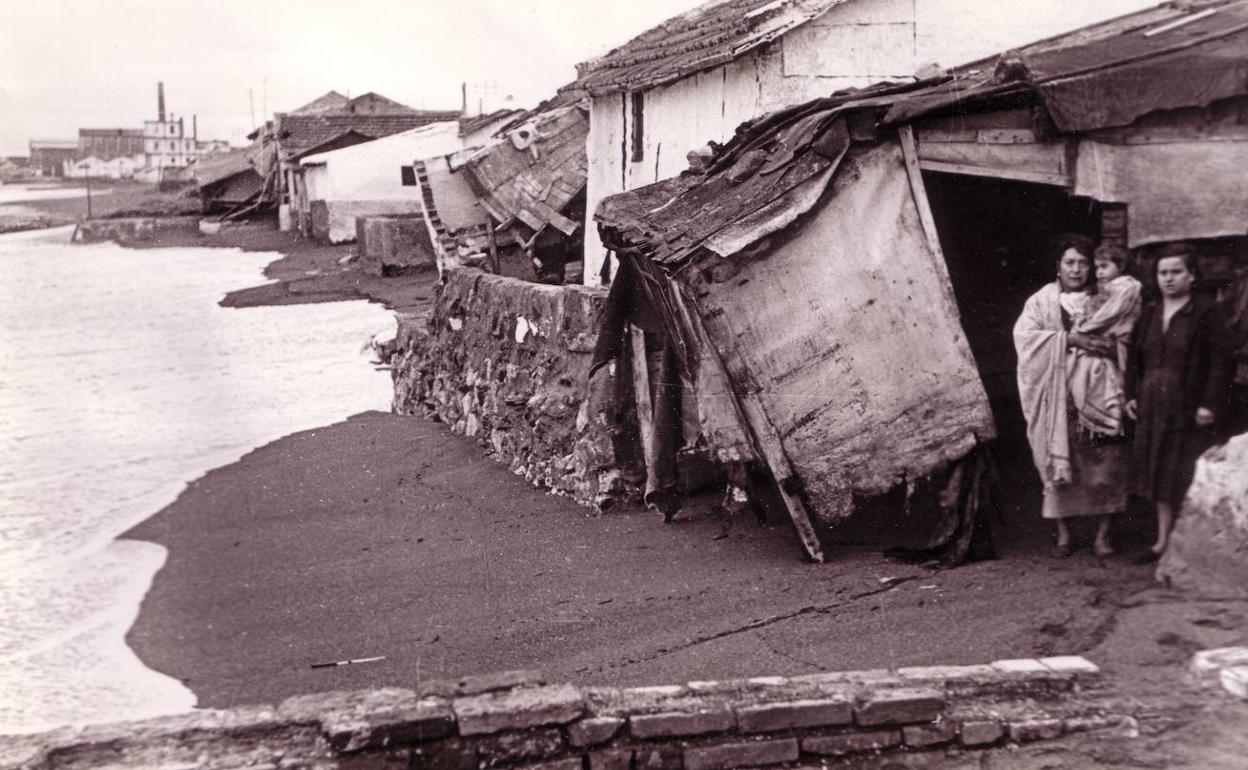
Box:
[0, 227, 395, 734]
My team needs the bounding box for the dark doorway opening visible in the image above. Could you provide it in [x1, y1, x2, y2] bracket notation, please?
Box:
[922, 172, 1105, 547]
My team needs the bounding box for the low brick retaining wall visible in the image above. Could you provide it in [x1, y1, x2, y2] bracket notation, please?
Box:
[390, 267, 640, 508]
[73, 216, 201, 244]
[4, 658, 1140, 770]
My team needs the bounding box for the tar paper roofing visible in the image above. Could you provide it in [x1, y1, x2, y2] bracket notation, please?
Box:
[596, 0, 1248, 267]
[574, 0, 848, 96]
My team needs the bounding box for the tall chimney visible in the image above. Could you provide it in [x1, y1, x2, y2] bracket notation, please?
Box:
[193, 114, 198, 141]
[461, 82, 467, 116]
[157, 81, 166, 122]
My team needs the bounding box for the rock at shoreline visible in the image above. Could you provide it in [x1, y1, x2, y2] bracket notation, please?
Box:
[1157, 433, 1248, 597]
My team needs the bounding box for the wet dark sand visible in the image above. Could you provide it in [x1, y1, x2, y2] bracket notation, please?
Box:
[108, 221, 1248, 766]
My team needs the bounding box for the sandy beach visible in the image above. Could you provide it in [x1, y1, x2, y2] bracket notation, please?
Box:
[0, 205, 1241, 763]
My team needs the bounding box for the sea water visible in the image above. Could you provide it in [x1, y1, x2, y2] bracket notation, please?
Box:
[0, 225, 396, 734]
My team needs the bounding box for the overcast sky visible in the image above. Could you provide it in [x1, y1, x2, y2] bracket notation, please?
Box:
[0, 0, 688, 156]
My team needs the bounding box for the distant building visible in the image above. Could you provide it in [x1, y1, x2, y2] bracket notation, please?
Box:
[248, 90, 459, 231]
[28, 139, 79, 177]
[79, 128, 144, 159]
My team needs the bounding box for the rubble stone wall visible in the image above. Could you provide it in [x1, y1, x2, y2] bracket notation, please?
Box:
[390, 267, 639, 509]
[1158, 432, 1248, 597]
[4, 658, 1140, 770]
[73, 216, 201, 244]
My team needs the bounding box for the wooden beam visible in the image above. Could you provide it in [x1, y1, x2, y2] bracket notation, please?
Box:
[693, 305, 826, 563]
[629, 325, 659, 503]
[917, 158, 1072, 188]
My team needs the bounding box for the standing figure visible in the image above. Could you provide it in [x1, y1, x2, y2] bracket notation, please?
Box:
[1125, 244, 1233, 562]
[1015, 235, 1128, 558]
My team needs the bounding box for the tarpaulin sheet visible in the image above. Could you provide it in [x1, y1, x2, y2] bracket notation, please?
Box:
[1075, 139, 1248, 247]
[692, 142, 996, 522]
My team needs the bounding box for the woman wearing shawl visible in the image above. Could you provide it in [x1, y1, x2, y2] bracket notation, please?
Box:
[1014, 235, 1128, 558]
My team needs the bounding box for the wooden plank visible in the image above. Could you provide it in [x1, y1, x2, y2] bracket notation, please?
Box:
[695, 306, 826, 563]
[917, 158, 1072, 188]
[629, 325, 659, 506]
[976, 128, 1038, 145]
[899, 126, 971, 334]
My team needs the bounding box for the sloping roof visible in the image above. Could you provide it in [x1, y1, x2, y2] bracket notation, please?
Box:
[292, 91, 351, 115]
[882, 0, 1248, 131]
[574, 0, 848, 96]
[274, 112, 461, 160]
[598, 0, 1248, 265]
[345, 92, 419, 115]
[458, 101, 590, 235]
[193, 148, 256, 187]
[459, 109, 524, 138]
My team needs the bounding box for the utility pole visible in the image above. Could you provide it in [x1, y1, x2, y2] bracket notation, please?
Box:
[86, 174, 92, 219]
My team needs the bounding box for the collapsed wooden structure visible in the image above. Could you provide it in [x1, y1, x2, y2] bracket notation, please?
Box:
[593, 0, 1248, 561]
[417, 93, 590, 283]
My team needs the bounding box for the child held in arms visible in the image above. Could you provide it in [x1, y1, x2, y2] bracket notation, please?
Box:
[1068, 243, 1143, 437]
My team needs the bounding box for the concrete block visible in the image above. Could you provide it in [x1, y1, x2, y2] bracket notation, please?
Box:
[1008, 718, 1063, 743]
[902, 720, 957, 748]
[1037, 656, 1099, 676]
[454, 684, 585, 736]
[522, 760, 583, 770]
[420, 670, 547, 698]
[958, 720, 1004, 746]
[568, 716, 625, 747]
[277, 689, 454, 752]
[475, 728, 564, 766]
[801, 730, 901, 756]
[990, 659, 1049, 674]
[854, 688, 945, 727]
[735, 698, 853, 732]
[1063, 715, 1139, 738]
[634, 746, 683, 770]
[589, 748, 634, 770]
[631, 709, 735, 739]
[410, 739, 478, 770]
[1222, 666, 1248, 700]
[684, 738, 799, 770]
[896, 665, 996, 682]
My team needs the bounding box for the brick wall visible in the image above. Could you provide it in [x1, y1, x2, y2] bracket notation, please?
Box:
[6, 658, 1139, 770]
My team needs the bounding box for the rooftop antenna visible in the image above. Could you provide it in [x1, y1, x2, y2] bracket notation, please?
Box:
[262, 77, 267, 121]
[249, 89, 256, 130]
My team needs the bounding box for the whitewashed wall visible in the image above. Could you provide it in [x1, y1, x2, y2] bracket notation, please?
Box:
[582, 0, 1160, 284]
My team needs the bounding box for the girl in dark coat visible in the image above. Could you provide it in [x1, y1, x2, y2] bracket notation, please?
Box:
[1124, 245, 1233, 561]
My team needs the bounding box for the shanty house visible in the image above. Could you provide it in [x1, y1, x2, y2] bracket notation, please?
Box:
[250, 91, 459, 232]
[418, 95, 590, 283]
[577, 0, 1161, 285]
[594, 0, 1248, 561]
[194, 148, 266, 216]
[296, 110, 518, 243]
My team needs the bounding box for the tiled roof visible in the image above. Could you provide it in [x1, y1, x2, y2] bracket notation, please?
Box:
[459, 102, 590, 235]
[596, 0, 1248, 266]
[292, 91, 351, 115]
[574, 0, 847, 96]
[274, 112, 461, 160]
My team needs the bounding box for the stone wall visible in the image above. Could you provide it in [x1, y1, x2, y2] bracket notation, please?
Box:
[73, 216, 201, 244]
[390, 267, 640, 509]
[357, 215, 436, 276]
[1158, 433, 1248, 597]
[4, 658, 1141, 770]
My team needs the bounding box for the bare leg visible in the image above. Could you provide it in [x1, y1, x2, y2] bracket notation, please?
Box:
[1055, 518, 1071, 547]
[1154, 502, 1176, 554]
[1094, 515, 1114, 556]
